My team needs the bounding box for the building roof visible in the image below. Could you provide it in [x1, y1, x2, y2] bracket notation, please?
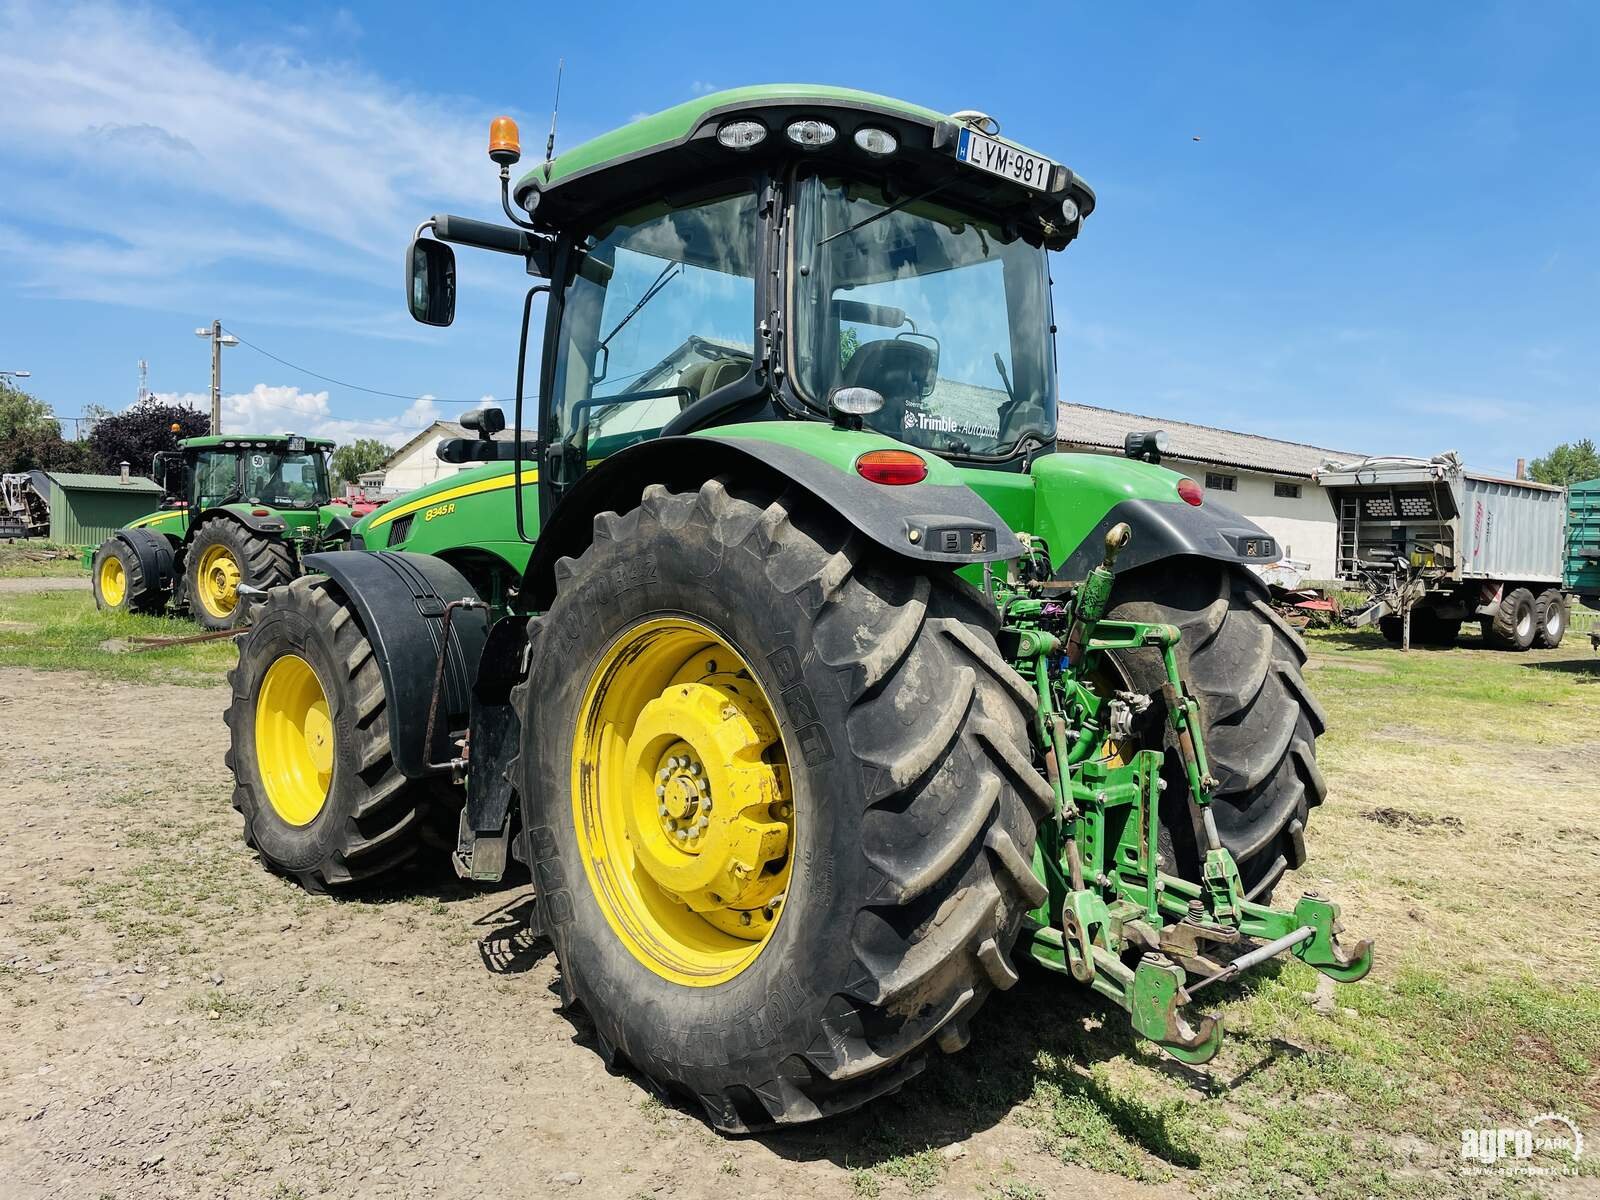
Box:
[382, 419, 515, 471]
[44, 472, 162, 493]
[1056, 403, 1362, 480]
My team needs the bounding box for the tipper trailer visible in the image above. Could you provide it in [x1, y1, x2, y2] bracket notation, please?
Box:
[1316, 452, 1569, 649]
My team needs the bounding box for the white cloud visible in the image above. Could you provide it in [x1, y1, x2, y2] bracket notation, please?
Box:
[0, 1, 495, 311]
[690, 81, 719, 97]
[151, 384, 442, 447]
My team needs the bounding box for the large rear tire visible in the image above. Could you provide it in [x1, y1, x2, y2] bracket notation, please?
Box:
[187, 518, 295, 630]
[226, 575, 451, 891]
[1104, 559, 1327, 901]
[518, 480, 1050, 1132]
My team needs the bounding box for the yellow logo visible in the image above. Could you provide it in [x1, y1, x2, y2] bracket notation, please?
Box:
[423, 502, 456, 522]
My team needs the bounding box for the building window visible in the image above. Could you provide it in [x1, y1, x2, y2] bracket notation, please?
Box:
[1274, 481, 1302, 499]
[1205, 472, 1237, 492]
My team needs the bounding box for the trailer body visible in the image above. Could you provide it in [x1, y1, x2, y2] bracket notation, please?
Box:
[1565, 477, 1600, 608]
[1316, 453, 1569, 648]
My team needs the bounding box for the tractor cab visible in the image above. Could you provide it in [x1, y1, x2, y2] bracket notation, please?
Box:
[408, 85, 1094, 511]
[155, 434, 334, 513]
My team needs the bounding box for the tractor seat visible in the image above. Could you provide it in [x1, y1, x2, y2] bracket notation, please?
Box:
[679, 357, 748, 402]
[840, 339, 935, 431]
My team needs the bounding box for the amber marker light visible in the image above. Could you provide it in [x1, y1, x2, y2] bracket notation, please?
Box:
[489, 116, 521, 165]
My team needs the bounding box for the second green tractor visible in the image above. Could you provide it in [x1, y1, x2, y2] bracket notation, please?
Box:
[91, 434, 353, 629]
[226, 85, 1371, 1131]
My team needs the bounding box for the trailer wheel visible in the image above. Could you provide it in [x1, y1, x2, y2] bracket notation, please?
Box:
[187, 518, 295, 630]
[1534, 589, 1567, 649]
[1486, 587, 1537, 650]
[225, 575, 451, 891]
[1104, 558, 1325, 901]
[517, 480, 1049, 1132]
[91, 537, 163, 615]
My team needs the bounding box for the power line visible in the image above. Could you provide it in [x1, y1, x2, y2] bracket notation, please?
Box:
[221, 326, 504, 405]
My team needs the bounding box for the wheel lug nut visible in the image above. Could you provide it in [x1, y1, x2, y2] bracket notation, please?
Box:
[675, 830, 688, 843]
[739, 912, 752, 926]
[688, 762, 700, 775]
[656, 785, 666, 798]
[658, 803, 668, 816]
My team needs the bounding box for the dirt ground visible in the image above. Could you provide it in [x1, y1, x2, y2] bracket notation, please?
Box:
[0, 668, 1179, 1200]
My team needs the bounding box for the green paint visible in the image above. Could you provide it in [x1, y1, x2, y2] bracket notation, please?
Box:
[178, 434, 334, 450]
[354, 461, 538, 581]
[526, 84, 954, 192]
[706, 420, 967, 485]
[1030, 452, 1190, 571]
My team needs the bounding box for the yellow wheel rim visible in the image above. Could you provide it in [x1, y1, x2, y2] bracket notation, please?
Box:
[195, 543, 242, 618]
[572, 617, 794, 987]
[99, 555, 127, 608]
[255, 654, 334, 826]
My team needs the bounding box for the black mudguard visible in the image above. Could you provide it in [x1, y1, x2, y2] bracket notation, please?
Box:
[301, 551, 490, 779]
[523, 434, 1022, 608]
[454, 615, 528, 881]
[111, 527, 177, 595]
[1056, 497, 1280, 581]
[196, 505, 289, 536]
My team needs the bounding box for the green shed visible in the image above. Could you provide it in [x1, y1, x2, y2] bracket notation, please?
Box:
[44, 472, 163, 547]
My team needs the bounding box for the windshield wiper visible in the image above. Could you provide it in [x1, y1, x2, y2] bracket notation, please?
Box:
[815, 180, 951, 248]
[598, 261, 681, 355]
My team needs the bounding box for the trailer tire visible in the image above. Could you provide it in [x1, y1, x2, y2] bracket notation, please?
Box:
[187, 517, 295, 630]
[226, 575, 452, 891]
[1378, 615, 1402, 644]
[1486, 587, 1537, 651]
[1104, 558, 1326, 901]
[1534, 589, 1567, 649]
[517, 479, 1049, 1132]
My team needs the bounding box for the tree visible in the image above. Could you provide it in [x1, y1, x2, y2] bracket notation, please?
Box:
[86, 398, 208, 478]
[330, 437, 391, 485]
[1529, 439, 1600, 487]
[0, 379, 88, 473]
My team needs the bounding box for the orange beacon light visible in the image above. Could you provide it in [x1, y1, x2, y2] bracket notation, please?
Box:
[488, 116, 521, 166]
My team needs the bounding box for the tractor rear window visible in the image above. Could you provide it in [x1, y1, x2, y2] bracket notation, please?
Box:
[791, 175, 1056, 460]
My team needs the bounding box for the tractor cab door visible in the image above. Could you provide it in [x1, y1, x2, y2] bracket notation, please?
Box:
[191, 449, 240, 513]
[538, 185, 762, 515]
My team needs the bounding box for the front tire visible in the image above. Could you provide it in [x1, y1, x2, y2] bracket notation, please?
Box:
[226, 575, 451, 891]
[1104, 559, 1327, 901]
[91, 537, 162, 615]
[519, 480, 1050, 1132]
[187, 518, 295, 630]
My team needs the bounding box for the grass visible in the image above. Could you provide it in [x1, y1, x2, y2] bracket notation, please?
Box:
[0, 587, 235, 683]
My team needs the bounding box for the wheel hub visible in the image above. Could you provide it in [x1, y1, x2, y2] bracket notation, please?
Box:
[622, 682, 789, 918]
[99, 555, 126, 608]
[198, 544, 242, 616]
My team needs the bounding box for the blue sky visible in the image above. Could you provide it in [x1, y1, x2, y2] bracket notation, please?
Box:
[1, 1, 1594, 474]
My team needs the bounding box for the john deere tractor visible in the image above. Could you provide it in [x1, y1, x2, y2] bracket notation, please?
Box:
[92, 433, 353, 629]
[226, 85, 1370, 1130]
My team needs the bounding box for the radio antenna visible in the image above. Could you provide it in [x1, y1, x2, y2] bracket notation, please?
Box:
[544, 58, 564, 166]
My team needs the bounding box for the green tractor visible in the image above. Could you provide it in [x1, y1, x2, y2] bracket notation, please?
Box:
[91, 433, 353, 630]
[226, 85, 1370, 1130]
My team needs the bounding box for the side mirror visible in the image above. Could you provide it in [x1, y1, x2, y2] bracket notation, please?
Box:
[460, 407, 506, 439]
[407, 238, 456, 326]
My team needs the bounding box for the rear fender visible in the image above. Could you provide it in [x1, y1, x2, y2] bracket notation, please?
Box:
[194, 505, 289, 538]
[522, 428, 1021, 608]
[1056, 498, 1281, 580]
[109, 527, 177, 595]
[300, 551, 490, 779]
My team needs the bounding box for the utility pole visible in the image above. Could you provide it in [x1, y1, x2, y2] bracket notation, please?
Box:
[194, 322, 238, 434]
[137, 359, 148, 404]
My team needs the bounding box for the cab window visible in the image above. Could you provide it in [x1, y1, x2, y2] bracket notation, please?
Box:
[193, 450, 237, 507]
[548, 190, 758, 476]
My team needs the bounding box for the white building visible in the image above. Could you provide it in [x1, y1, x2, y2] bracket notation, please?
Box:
[1057, 403, 1361, 581]
[377, 420, 516, 494]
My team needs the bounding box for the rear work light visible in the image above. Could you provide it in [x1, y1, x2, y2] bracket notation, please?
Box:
[716, 120, 766, 150]
[1177, 478, 1204, 506]
[786, 119, 836, 148]
[855, 449, 927, 486]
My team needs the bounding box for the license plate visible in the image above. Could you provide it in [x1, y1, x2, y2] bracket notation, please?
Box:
[955, 128, 1053, 191]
